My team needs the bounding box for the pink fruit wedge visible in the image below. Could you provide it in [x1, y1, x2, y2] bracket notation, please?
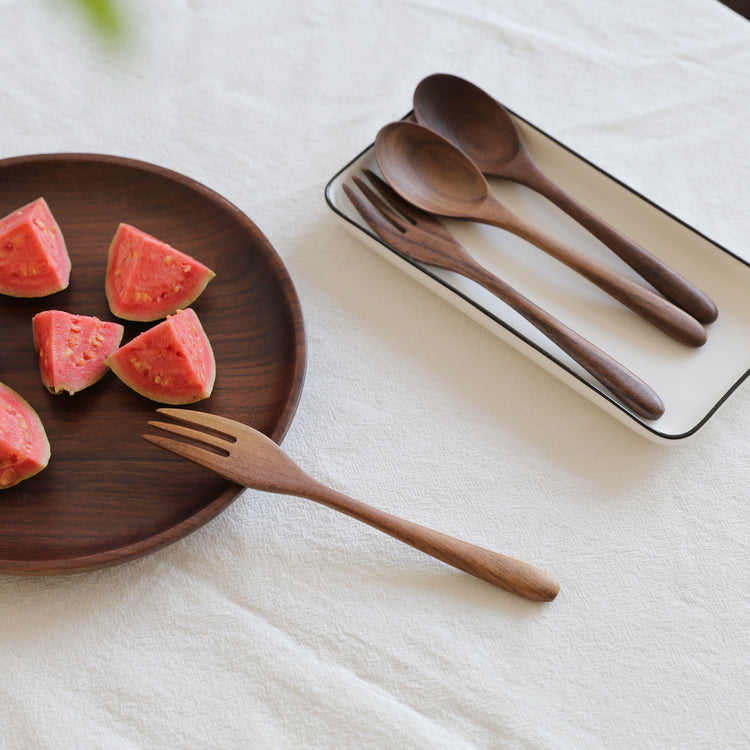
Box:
[0, 381, 51, 489]
[105, 308, 216, 404]
[105, 223, 215, 321]
[33, 310, 125, 395]
[0, 198, 71, 297]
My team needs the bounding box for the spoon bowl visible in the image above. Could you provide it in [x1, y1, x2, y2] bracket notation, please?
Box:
[412, 73, 718, 324]
[374, 120, 488, 216]
[414, 73, 524, 176]
[374, 120, 707, 348]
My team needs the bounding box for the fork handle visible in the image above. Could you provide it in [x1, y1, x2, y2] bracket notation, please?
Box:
[461, 261, 665, 420]
[296, 479, 559, 602]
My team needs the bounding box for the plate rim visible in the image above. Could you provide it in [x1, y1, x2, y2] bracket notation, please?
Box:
[0, 151, 307, 574]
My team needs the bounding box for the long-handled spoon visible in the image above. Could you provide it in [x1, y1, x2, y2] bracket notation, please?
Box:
[374, 120, 707, 348]
[413, 73, 718, 324]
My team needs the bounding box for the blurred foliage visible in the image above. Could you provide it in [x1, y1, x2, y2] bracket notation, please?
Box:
[68, 0, 123, 38]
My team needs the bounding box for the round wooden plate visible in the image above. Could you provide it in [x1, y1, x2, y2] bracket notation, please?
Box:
[0, 153, 306, 574]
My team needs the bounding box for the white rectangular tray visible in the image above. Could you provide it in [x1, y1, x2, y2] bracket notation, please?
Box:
[325, 112, 750, 442]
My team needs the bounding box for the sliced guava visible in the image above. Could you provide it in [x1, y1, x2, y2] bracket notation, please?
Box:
[0, 381, 51, 489]
[105, 223, 215, 322]
[33, 310, 125, 395]
[105, 308, 216, 404]
[0, 197, 71, 297]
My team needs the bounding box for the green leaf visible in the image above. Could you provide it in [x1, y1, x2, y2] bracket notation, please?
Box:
[68, 0, 123, 38]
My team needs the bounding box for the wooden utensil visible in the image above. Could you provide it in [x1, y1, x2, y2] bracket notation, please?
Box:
[0, 153, 305, 575]
[144, 408, 561, 602]
[345, 169, 665, 420]
[374, 121, 707, 348]
[413, 73, 718, 324]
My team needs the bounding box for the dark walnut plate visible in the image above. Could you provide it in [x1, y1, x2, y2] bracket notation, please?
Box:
[0, 153, 306, 574]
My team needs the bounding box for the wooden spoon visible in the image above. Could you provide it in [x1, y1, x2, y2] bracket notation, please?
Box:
[374, 121, 707, 348]
[413, 73, 718, 324]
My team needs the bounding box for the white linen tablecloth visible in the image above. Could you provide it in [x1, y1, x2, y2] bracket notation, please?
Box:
[2, 0, 750, 747]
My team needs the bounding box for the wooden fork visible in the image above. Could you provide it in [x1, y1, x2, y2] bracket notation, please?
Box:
[344, 169, 665, 421]
[144, 408, 560, 602]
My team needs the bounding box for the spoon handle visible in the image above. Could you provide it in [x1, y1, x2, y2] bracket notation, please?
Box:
[297, 478, 559, 602]
[517, 165, 718, 324]
[479, 197, 707, 348]
[461, 261, 664, 420]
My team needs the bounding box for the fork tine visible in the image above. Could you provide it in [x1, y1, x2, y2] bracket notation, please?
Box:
[352, 175, 410, 231]
[147, 419, 232, 454]
[360, 168, 427, 225]
[360, 168, 459, 245]
[155, 407, 239, 439]
[142, 433, 231, 478]
[343, 182, 404, 244]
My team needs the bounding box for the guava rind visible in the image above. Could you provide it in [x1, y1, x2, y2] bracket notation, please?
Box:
[33, 310, 125, 395]
[105, 223, 215, 322]
[0, 198, 71, 297]
[105, 308, 216, 404]
[0, 380, 51, 489]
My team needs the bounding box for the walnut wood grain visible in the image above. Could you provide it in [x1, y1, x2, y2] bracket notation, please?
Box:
[0, 154, 306, 574]
[413, 73, 718, 324]
[146, 409, 561, 602]
[345, 170, 664, 421]
[374, 121, 707, 348]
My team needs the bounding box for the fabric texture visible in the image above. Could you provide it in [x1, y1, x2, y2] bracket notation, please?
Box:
[2, 0, 750, 747]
